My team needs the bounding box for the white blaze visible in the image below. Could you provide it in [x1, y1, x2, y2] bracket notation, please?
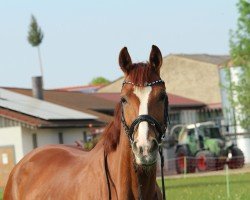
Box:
[134, 87, 152, 146]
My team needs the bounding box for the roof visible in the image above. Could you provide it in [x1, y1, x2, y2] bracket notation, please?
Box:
[206, 103, 222, 109]
[91, 93, 205, 107]
[54, 84, 105, 93]
[0, 107, 99, 128]
[4, 87, 116, 123]
[173, 54, 230, 65]
[0, 88, 96, 120]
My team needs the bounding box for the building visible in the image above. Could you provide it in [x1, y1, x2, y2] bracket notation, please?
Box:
[4, 86, 222, 127]
[54, 84, 105, 93]
[96, 54, 229, 125]
[5, 87, 117, 124]
[0, 88, 105, 187]
[95, 92, 223, 127]
[98, 54, 230, 105]
[219, 66, 250, 163]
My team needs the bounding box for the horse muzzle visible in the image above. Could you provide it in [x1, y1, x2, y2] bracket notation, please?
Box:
[132, 138, 159, 166]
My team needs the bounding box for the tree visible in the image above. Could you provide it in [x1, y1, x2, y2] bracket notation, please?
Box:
[229, 0, 250, 130]
[27, 15, 44, 77]
[90, 77, 110, 85]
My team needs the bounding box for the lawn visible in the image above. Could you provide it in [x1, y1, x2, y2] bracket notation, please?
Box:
[0, 173, 249, 200]
[158, 172, 250, 200]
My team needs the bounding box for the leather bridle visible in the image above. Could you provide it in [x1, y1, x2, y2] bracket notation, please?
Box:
[121, 79, 169, 145]
[122, 79, 168, 200]
[104, 79, 169, 200]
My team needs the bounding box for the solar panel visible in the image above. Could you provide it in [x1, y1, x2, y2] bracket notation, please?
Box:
[0, 88, 97, 120]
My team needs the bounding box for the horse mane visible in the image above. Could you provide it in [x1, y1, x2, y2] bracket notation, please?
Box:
[102, 102, 122, 153]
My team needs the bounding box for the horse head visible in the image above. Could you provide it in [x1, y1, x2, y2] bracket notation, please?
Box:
[119, 45, 169, 167]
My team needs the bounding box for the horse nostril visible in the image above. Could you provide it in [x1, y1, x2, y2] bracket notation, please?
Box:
[132, 141, 138, 151]
[132, 142, 144, 155]
[149, 139, 158, 153]
[139, 147, 143, 155]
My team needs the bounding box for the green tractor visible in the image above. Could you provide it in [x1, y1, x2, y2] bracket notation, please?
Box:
[169, 122, 244, 174]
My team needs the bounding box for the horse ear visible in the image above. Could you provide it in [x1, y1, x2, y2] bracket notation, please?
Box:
[119, 47, 132, 74]
[149, 45, 162, 74]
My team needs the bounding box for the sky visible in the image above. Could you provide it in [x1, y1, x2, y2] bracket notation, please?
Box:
[0, 0, 238, 89]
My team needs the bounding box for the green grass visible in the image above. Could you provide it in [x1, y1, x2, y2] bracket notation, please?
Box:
[0, 173, 249, 200]
[158, 173, 250, 200]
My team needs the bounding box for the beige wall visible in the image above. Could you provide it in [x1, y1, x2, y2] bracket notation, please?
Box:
[161, 55, 221, 104]
[98, 78, 123, 93]
[0, 127, 23, 163]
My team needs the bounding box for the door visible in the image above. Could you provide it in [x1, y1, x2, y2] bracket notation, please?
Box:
[0, 146, 15, 188]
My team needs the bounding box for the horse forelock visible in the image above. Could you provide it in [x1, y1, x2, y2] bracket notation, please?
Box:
[127, 62, 158, 87]
[103, 103, 121, 153]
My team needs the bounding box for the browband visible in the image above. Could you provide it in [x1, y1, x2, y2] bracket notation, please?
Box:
[122, 79, 165, 87]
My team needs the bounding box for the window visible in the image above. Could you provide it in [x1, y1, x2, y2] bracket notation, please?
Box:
[83, 131, 87, 142]
[32, 133, 38, 148]
[58, 132, 64, 144]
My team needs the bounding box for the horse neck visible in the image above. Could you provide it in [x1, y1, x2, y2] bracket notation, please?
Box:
[107, 128, 157, 199]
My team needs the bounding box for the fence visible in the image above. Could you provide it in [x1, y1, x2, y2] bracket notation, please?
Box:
[160, 155, 245, 175]
[156, 155, 249, 199]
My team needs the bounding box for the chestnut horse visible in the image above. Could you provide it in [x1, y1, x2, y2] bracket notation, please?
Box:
[4, 45, 169, 200]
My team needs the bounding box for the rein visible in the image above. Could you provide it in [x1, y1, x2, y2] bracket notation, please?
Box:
[104, 79, 169, 200]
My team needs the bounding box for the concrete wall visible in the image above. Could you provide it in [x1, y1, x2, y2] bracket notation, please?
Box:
[63, 129, 86, 144]
[0, 127, 23, 163]
[36, 128, 87, 145]
[21, 127, 34, 156]
[0, 127, 89, 163]
[22, 127, 88, 149]
[219, 66, 250, 163]
[37, 129, 60, 146]
[161, 56, 221, 104]
[237, 136, 250, 163]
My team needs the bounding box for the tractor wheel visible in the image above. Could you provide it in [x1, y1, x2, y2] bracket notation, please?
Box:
[216, 157, 227, 170]
[175, 146, 195, 174]
[196, 150, 216, 172]
[228, 147, 244, 169]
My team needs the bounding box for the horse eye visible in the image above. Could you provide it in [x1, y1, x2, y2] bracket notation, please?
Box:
[121, 97, 127, 104]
